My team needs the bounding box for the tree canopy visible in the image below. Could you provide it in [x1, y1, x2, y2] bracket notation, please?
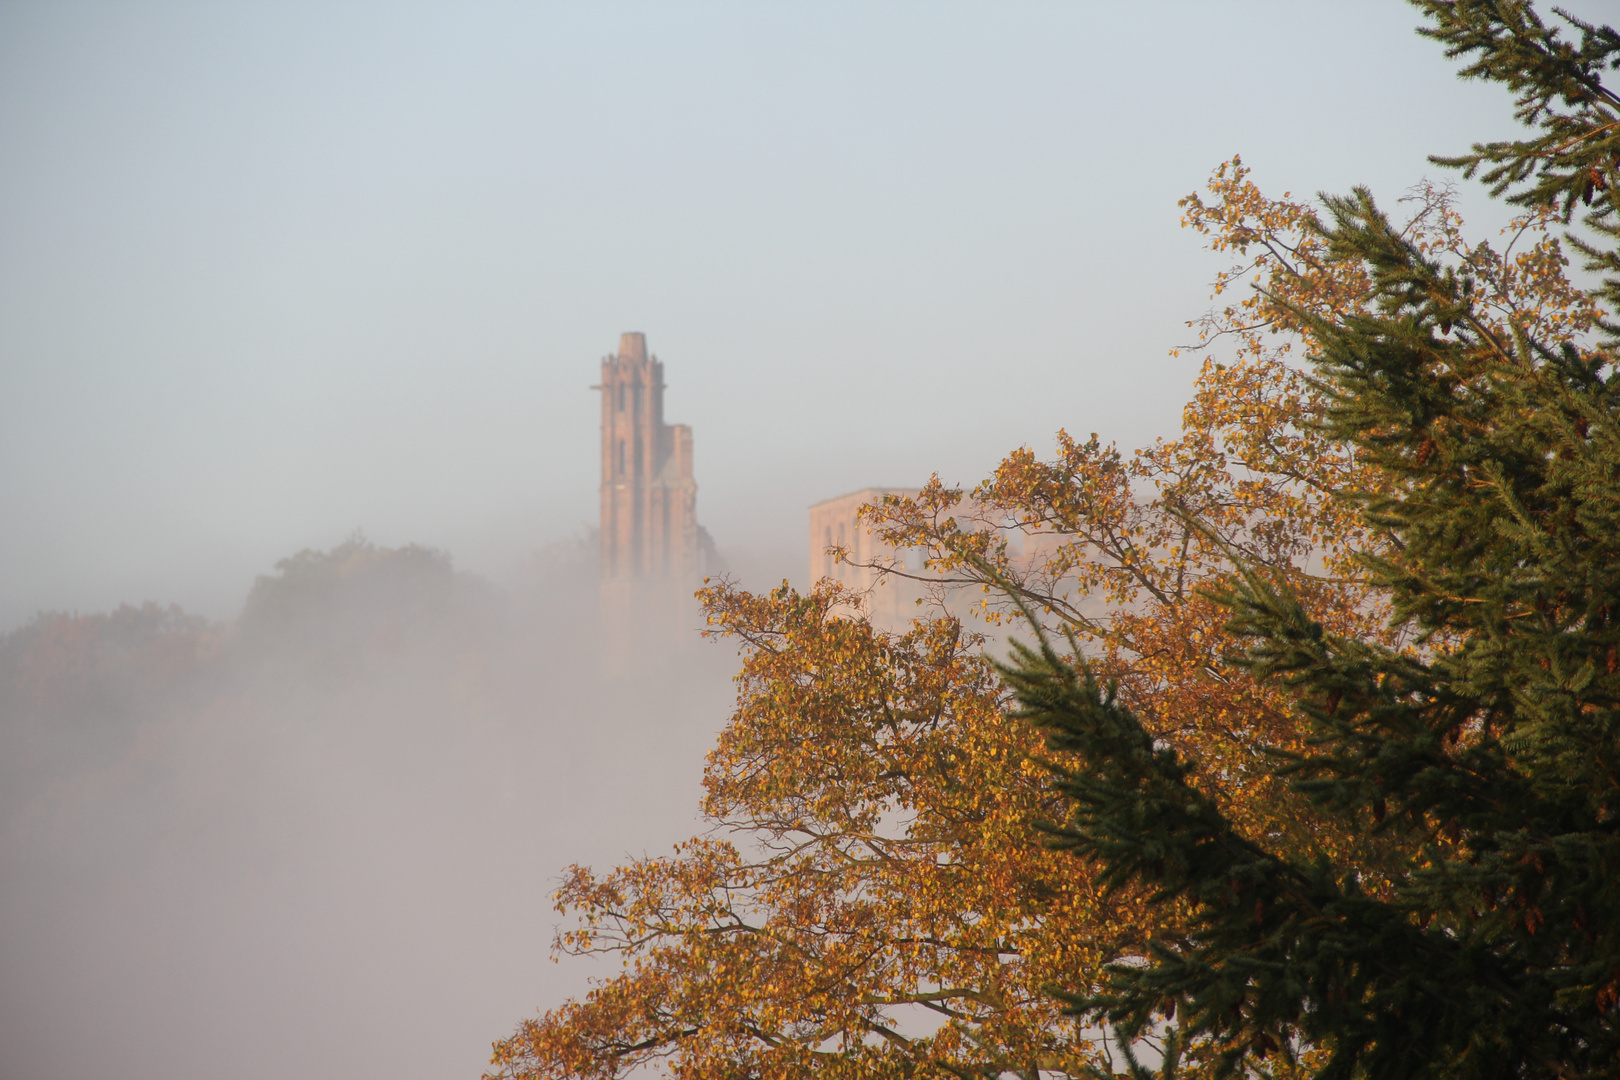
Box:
[1005, 3, 1620, 1079]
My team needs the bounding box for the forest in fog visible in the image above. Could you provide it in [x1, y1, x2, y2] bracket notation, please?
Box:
[0, 537, 738, 1079]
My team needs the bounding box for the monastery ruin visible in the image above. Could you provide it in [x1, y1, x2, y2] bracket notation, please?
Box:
[594, 333, 718, 657]
[595, 332, 718, 584]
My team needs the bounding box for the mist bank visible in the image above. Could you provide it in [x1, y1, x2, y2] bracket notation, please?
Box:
[0, 536, 739, 1080]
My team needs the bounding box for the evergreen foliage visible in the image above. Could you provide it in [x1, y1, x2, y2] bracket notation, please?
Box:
[1418, 0, 1620, 326]
[1007, 3, 1620, 1078]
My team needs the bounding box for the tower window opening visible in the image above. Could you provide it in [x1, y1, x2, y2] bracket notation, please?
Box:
[618, 384, 626, 411]
[824, 526, 833, 578]
[837, 523, 846, 579]
[618, 439, 626, 476]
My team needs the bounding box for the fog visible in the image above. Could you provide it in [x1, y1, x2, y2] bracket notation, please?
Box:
[1, 536, 743, 1079]
[0, 2, 1528, 1078]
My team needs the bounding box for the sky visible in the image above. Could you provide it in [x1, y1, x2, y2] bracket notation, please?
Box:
[0, 0, 1520, 626]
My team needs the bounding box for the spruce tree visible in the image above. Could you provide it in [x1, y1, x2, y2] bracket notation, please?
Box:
[1004, 3, 1620, 1078]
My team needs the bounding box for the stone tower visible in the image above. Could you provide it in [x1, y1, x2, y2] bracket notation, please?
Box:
[596, 332, 708, 581]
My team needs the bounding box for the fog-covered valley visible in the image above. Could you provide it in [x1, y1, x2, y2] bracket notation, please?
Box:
[0, 536, 739, 1080]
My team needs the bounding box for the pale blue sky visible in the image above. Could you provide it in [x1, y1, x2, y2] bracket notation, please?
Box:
[0, 1, 1519, 627]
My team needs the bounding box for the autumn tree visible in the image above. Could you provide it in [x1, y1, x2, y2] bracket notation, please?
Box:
[490, 576, 1145, 1079]
[487, 7, 1618, 1076]
[490, 201, 1387, 1069]
[1004, 3, 1620, 1078]
[488, 142, 1609, 1080]
[489, 161, 1603, 1077]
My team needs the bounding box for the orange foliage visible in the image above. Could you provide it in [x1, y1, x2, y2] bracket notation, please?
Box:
[492, 580, 1135, 1078]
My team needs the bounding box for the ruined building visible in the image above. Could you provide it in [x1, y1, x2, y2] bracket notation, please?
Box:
[596, 332, 710, 579]
[595, 333, 717, 654]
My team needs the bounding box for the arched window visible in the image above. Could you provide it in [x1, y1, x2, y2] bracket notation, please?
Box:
[618, 439, 626, 475]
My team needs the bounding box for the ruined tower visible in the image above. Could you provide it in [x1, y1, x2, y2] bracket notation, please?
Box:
[596, 332, 706, 580]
